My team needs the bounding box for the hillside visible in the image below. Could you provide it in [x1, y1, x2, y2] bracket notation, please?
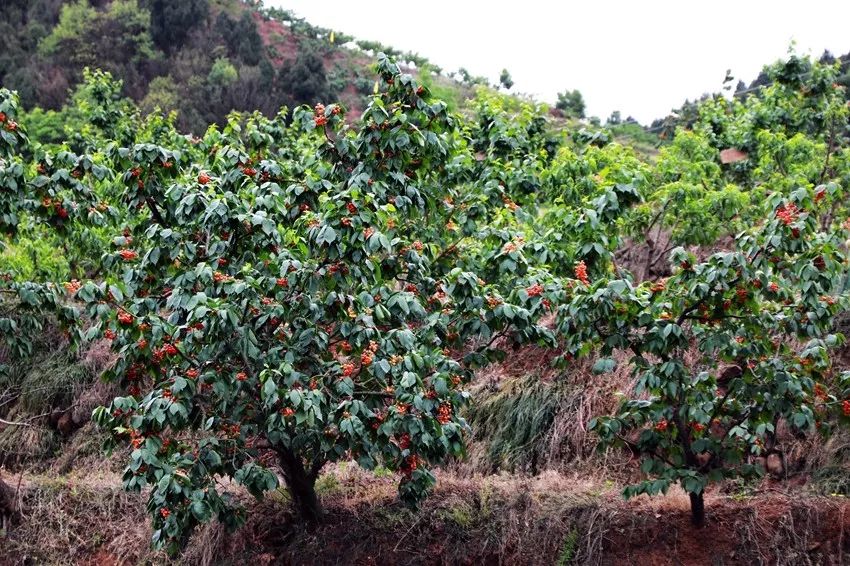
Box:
[0, 0, 481, 135]
[7, 466, 850, 564]
[6, 2, 850, 146]
[5, 325, 850, 565]
[3, 4, 850, 566]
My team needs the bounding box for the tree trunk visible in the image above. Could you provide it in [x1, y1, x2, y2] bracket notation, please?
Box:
[277, 449, 323, 523]
[689, 491, 705, 527]
[0, 475, 20, 533]
[643, 235, 655, 281]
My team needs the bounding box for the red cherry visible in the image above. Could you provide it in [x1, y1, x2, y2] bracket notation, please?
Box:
[526, 283, 544, 297]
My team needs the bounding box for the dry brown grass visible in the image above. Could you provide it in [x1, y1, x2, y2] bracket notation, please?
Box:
[5, 466, 850, 565]
[175, 466, 619, 566]
[0, 332, 117, 470]
[2, 470, 163, 565]
[460, 343, 636, 482]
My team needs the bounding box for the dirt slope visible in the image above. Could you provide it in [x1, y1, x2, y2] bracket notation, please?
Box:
[3, 466, 850, 565]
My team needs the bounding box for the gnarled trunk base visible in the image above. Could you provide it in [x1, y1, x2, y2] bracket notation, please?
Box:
[0, 475, 20, 534]
[689, 491, 705, 527]
[278, 449, 323, 523]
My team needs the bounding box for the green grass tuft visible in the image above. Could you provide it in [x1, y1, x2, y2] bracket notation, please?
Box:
[556, 528, 579, 565]
[465, 375, 562, 473]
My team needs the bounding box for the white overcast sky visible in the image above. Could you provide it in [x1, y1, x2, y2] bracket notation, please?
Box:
[268, 1, 850, 124]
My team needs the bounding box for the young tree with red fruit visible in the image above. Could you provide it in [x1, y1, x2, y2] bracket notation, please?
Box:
[559, 187, 850, 525]
[79, 55, 550, 553]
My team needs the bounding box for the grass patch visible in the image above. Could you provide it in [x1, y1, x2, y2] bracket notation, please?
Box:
[373, 465, 393, 478]
[315, 473, 341, 495]
[557, 528, 579, 565]
[439, 501, 476, 528]
[9, 348, 92, 414]
[0, 327, 97, 466]
[465, 375, 563, 473]
[812, 466, 850, 495]
[0, 425, 60, 465]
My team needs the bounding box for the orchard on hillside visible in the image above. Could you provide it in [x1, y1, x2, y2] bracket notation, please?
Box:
[1, 52, 850, 552]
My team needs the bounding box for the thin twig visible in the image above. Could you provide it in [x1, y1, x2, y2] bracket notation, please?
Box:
[0, 408, 60, 428]
[393, 513, 423, 552]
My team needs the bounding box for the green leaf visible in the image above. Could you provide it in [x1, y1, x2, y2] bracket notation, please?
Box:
[191, 500, 211, 522]
[592, 358, 617, 374]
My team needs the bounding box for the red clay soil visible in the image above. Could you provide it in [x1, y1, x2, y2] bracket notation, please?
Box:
[254, 13, 300, 67]
[79, 548, 123, 566]
[207, 490, 850, 565]
[252, 13, 369, 119]
[5, 470, 850, 565]
[603, 493, 850, 565]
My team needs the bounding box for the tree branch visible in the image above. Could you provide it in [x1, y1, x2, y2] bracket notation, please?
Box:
[144, 196, 168, 227]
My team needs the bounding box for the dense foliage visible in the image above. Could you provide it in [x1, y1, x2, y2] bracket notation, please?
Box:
[3, 48, 850, 553]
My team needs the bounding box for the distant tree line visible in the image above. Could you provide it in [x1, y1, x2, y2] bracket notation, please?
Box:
[0, 0, 339, 133]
